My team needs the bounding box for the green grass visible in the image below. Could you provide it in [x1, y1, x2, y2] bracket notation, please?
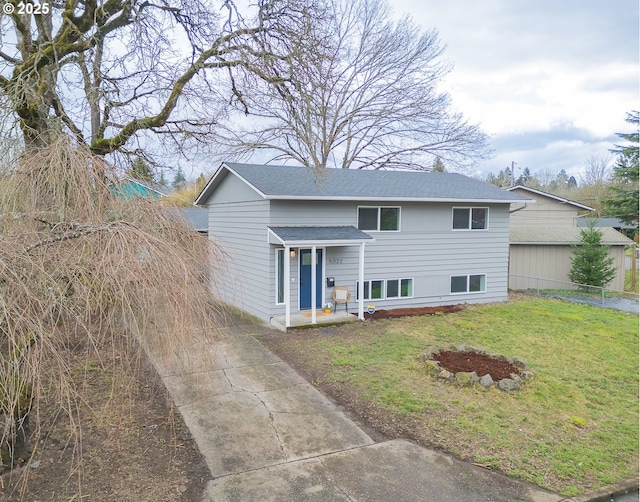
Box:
[283, 297, 639, 496]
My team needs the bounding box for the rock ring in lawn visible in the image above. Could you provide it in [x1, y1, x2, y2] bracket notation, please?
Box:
[422, 345, 535, 391]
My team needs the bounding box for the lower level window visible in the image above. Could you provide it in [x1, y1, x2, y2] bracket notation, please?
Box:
[358, 280, 384, 300]
[357, 278, 414, 300]
[386, 278, 413, 298]
[451, 274, 486, 294]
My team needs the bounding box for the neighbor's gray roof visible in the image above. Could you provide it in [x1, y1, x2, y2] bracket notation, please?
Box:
[268, 226, 373, 245]
[163, 207, 208, 232]
[510, 226, 633, 245]
[181, 207, 208, 232]
[196, 163, 530, 204]
[577, 217, 637, 229]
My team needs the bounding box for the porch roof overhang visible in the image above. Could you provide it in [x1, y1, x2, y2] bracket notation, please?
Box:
[267, 226, 374, 247]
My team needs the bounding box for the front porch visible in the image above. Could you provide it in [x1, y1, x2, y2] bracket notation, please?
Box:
[270, 310, 360, 331]
[268, 225, 374, 329]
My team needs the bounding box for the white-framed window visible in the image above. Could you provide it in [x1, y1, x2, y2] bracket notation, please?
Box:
[357, 206, 400, 231]
[357, 279, 385, 300]
[452, 207, 488, 230]
[356, 278, 414, 300]
[450, 274, 486, 294]
[276, 248, 285, 304]
[386, 278, 414, 298]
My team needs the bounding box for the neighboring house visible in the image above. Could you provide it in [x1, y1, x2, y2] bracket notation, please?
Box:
[109, 177, 169, 200]
[508, 185, 593, 227]
[195, 163, 530, 328]
[507, 186, 633, 291]
[110, 178, 208, 234]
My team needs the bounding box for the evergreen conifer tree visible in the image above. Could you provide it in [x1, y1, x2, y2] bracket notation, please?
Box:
[172, 167, 187, 189]
[603, 111, 639, 226]
[129, 156, 154, 182]
[568, 220, 616, 288]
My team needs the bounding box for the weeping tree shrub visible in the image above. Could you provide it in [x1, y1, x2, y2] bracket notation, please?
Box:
[0, 138, 222, 487]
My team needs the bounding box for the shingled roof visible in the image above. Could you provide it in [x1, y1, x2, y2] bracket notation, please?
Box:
[196, 163, 530, 204]
[511, 226, 633, 245]
[268, 226, 374, 245]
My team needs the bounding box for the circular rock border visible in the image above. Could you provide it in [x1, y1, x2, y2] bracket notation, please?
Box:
[422, 344, 535, 392]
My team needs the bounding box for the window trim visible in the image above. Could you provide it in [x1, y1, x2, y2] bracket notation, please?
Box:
[356, 279, 384, 301]
[357, 206, 401, 232]
[356, 277, 415, 300]
[275, 248, 285, 305]
[385, 277, 415, 299]
[450, 274, 487, 295]
[452, 207, 489, 231]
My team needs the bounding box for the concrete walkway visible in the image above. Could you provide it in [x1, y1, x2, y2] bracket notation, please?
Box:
[149, 320, 562, 502]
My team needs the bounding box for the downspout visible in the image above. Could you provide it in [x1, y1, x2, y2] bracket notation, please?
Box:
[509, 203, 529, 214]
[358, 242, 365, 320]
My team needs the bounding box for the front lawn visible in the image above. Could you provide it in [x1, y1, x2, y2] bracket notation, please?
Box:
[259, 296, 639, 496]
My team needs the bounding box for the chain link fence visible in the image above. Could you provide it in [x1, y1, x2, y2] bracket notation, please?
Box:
[509, 274, 639, 313]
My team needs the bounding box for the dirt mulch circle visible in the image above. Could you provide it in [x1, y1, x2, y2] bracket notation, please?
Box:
[432, 350, 520, 381]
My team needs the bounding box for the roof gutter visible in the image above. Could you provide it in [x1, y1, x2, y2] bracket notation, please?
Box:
[266, 195, 531, 204]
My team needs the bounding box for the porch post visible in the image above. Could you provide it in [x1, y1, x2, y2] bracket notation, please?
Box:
[311, 245, 317, 324]
[358, 242, 365, 320]
[285, 246, 291, 328]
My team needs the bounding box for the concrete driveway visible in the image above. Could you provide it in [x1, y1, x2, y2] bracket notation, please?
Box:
[145, 317, 563, 502]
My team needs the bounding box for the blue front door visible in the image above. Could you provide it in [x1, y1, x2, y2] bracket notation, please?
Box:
[300, 249, 323, 309]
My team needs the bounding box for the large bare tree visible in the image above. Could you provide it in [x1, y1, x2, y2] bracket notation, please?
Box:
[0, 0, 310, 159]
[215, 0, 490, 170]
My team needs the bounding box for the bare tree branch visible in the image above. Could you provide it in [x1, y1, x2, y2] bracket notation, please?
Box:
[214, 0, 490, 171]
[0, 0, 314, 158]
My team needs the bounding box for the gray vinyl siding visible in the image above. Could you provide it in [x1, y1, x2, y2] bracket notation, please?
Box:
[203, 174, 513, 322]
[207, 169, 264, 204]
[206, 173, 273, 320]
[270, 200, 355, 226]
[269, 200, 511, 312]
[269, 200, 358, 316]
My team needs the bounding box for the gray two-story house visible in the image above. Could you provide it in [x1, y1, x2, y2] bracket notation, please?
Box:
[195, 163, 530, 328]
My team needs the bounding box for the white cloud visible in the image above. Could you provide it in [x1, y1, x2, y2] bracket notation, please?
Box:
[392, 0, 639, 176]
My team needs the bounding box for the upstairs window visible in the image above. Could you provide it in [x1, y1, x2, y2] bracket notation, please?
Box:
[358, 207, 400, 231]
[453, 207, 488, 230]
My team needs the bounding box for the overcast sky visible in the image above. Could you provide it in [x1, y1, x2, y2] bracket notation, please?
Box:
[393, 0, 639, 180]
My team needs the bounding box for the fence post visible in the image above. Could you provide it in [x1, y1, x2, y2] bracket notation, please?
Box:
[601, 287, 605, 308]
[536, 277, 540, 296]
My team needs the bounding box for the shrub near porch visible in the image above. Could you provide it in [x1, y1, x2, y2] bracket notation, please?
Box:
[259, 296, 639, 497]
